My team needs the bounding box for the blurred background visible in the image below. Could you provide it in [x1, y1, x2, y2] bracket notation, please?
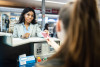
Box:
[0, 0, 99, 35]
[0, 0, 65, 35]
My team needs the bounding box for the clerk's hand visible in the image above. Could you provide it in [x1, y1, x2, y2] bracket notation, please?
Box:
[22, 33, 30, 38]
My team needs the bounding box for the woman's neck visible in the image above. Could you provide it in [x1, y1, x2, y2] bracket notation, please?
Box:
[24, 22, 30, 30]
[24, 22, 30, 26]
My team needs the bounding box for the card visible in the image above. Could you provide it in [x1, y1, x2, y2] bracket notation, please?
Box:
[42, 32, 50, 38]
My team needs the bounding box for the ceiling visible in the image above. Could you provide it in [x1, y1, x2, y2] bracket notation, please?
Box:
[0, 0, 99, 9]
[0, 0, 74, 9]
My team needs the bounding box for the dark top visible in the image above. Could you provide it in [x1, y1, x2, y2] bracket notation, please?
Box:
[5, 19, 10, 28]
[53, 25, 57, 38]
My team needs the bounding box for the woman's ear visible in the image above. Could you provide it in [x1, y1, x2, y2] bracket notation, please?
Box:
[56, 20, 61, 32]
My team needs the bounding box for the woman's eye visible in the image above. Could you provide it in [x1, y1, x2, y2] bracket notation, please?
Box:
[26, 14, 34, 17]
[31, 15, 34, 17]
[27, 14, 30, 16]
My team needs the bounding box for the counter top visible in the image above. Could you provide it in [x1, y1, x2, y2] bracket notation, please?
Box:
[12, 37, 60, 47]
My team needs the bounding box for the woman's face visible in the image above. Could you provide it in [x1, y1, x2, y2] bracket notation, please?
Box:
[24, 11, 34, 24]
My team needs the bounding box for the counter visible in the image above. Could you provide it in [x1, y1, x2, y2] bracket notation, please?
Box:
[0, 32, 60, 67]
[12, 37, 60, 47]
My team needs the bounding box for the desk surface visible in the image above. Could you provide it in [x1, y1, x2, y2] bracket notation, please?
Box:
[12, 37, 60, 47]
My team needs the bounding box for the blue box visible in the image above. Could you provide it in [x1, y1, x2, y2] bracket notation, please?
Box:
[19, 55, 36, 67]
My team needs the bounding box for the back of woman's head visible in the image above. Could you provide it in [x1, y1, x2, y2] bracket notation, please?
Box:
[44, 23, 49, 30]
[19, 7, 36, 24]
[50, 0, 100, 67]
[59, 2, 73, 32]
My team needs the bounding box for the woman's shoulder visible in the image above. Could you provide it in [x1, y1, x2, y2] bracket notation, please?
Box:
[14, 23, 22, 25]
[30, 23, 39, 27]
[35, 58, 64, 67]
[31, 23, 38, 26]
[13, 23, 22, 28]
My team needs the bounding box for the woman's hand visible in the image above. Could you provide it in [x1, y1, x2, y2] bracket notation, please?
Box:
[22, 33, 30, 38]
[44, 30, 49, 35]
[46, 37, 60, 51]
[42, 30, 49, 38]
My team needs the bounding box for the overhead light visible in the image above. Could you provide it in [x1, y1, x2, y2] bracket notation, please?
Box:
[34, 0, 66, 4]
